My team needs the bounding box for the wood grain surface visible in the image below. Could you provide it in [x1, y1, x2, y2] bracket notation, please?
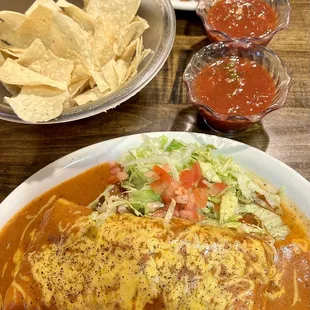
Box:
[0, 4, 309, 202]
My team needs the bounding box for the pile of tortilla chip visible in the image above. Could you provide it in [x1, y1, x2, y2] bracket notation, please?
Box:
[0, 0, 151, 123]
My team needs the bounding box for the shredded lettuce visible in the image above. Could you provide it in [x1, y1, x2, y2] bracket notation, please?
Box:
[201, 217, 241, 229]
[219, 191, 239, 223]
[238, 204, 289, 240]
[123, 167, 147, 189]
[88, 135, 289, 242]
[199, 162, 222, 183]
[129, 190, 161, 214]
[166, 139, 186, 152]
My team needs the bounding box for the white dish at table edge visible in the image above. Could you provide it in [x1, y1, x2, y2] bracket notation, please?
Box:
[1, 132, 309, 231]
[171, 0, 197, 11]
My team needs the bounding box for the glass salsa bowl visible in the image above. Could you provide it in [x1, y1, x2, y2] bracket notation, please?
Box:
[183, 40, 291, 134]
[197, 0, 291, 45]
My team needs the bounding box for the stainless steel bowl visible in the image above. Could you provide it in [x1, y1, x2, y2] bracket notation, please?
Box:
[0, 0, 176, 124]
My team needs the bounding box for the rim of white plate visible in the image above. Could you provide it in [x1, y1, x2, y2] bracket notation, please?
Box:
[0, 132, 309, 231]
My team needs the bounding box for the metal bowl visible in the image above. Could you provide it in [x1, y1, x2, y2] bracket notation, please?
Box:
[0, 0, 176, 124]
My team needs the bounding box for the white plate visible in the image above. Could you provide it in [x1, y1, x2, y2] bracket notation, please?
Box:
[171, 0, 197, 11]
[1, 132, 309, 230]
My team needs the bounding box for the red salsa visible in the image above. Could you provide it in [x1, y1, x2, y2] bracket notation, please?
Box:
[207, 0, 278, 38]
[194, 56, 276, 116]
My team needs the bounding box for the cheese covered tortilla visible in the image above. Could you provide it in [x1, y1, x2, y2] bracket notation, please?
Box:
[4, 199, 283, 310]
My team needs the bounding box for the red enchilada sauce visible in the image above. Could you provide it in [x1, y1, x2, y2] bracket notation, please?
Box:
[194, 56, 276, 116]
[0, 163, 309, 309]
[207, 0, 278, 38]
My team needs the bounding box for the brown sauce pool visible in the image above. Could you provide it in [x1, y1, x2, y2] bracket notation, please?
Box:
[0, 163, 309, 309]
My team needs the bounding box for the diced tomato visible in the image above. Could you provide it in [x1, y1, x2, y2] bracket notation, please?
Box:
[150, 179, 168, 194]
[183, 194, 195, 211]
[180, 162, 202, 188]
[173, 209, 180, 217]
[193, 188, 208, 209]
[180, 170, 194, 188]
[152, 165, 172, 183]
[208, 182, 228, 196]
[161, 190, 172, 204]
[108, 175, 120, 184]
[170, 181, 181, 190]
[116, 171, 128, 181]
[110, 166, 121, 175]
[108, 164, 128, 183]
[161, 181, 180, 204]
[175, 194, 189, 204]
[180, 209, 200, 222]
[198, 180, 208, 189]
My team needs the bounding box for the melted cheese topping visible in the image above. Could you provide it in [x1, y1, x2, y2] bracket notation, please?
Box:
[27, 214, 281, 310]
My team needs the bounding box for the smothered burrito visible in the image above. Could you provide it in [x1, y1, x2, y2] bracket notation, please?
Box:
[1, 136, 309, 309]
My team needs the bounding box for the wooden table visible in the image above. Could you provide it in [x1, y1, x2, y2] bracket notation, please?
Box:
[0, 5, 309, 202]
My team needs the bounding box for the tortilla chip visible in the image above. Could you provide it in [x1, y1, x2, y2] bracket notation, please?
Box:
[91, 71, 110, 93]
[0, 47, 24, 58]
[27, 50, 74, 85]
[121, 39, 139, 63]
[74, 87, 111, 106]
[2, 83, 21, 96]
[141, 49, 151, 63]
[17, 38, 46, 67]
[27, 60, 41, 72]
[126, 46, 151, 80]
[49, 9, 95, 68]
[89, 76, 96, 88]
[93, 17, 118, 68]
[57, 0, 95, 35]
[0, 11, 26, 48]
[136, 36, 144, 56]
[114, 17, 149, 56]
[63, 97, 75, 109]
[101, 60, 119, 91]
[114, 60, 130, 84]
[14, 5, 55, 49]
[86, 0, 141, 30]
[5, 91, 69, 123]
[74, 87, 102, 106]
[0, 51, 5, 66]
[68, 78, 89, 96]
[82, 0, 91, 10]
[25, 0, 61, 16]
[0, 58, 67, 90]
[20, 85, 64, 97]
[65, 50, 90, 83]
[0, 11, 26, 29]
[16, 5, 94, 68]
